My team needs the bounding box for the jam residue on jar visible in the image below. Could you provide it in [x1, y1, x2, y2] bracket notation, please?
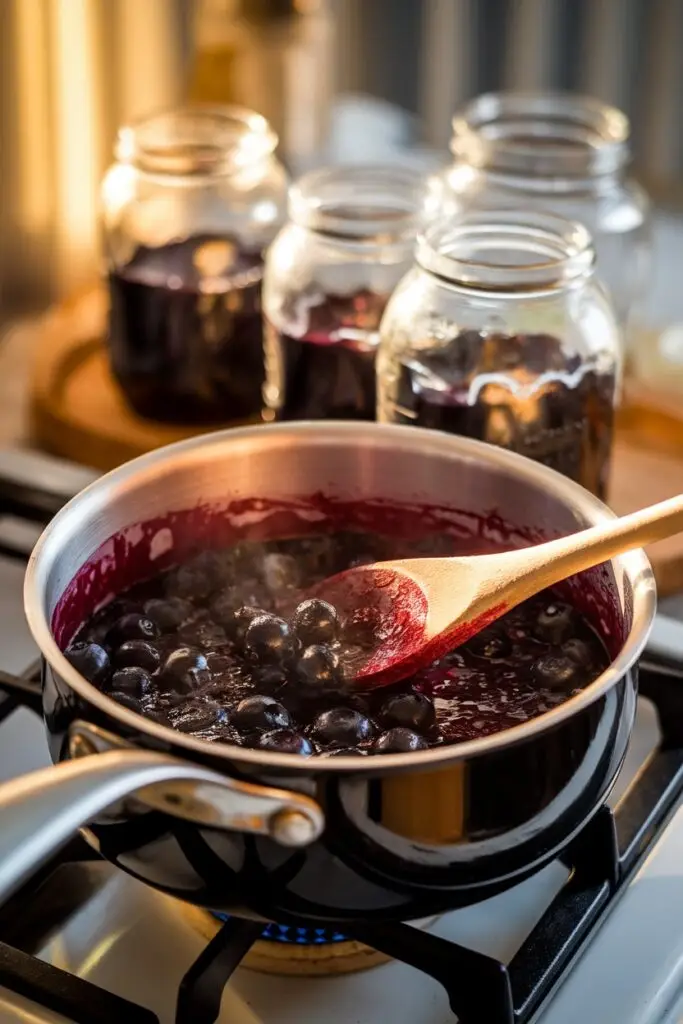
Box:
[108, 235, 265, 424]
[64, 530, 609, 756]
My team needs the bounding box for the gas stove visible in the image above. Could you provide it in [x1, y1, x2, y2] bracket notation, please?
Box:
[0, 447, 681, 1024]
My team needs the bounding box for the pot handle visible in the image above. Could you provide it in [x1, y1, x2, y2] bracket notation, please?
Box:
[0, 744, 324, 905]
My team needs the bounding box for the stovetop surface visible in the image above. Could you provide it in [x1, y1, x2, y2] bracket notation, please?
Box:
[0, 449, 680, 1023]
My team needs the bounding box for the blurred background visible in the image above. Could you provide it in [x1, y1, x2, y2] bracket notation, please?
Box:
[1, 0, 681, 313]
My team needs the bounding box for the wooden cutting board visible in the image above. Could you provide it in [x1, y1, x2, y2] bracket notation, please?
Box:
[28, 287, 683, 596]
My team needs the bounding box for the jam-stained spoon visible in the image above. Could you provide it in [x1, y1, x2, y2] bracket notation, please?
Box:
[316, 493, 683, 689]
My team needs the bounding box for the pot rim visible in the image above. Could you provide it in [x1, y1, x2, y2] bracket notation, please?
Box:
[24, 422, 656, 774]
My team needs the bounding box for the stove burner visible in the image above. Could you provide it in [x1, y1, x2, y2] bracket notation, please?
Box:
[0, 448, 680, 1024]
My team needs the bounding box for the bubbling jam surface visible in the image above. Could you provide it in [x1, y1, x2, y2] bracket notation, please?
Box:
[66, 530, 609, 756]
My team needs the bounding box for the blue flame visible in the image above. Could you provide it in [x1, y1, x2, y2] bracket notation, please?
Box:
[211, 913, 347, 944]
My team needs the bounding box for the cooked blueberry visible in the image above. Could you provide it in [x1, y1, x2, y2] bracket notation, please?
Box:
[178, 618, 227, 648]
[144, 597, 193, 632]
[211, 590, 239, 626]
[373, 728, 429, 754]
[465, 630, 512, 660]
[532, 652, 580, 690]
[310, 707, 374, 749]
[381, 693, 436, 733]
[244, 614, 296, 664]
[257, 729, 313, 755]
[110, 666, 152, 696]
[562, 638, 594, 667]
[232, 695, 291, 733]
[294, 644, 347, 697]
[533, 602, 575, 644]
[106, 613, 160, 647]
[65, 641, 110, 684]
[292, 599, 339, 645]
[160, 647, 210, 692]
[112, 640, 161, 672]
[252, 664, 289, 692]
[110, 691, 143, 713]
[226, 605, 265, 646]
[171, 702, 230, 733]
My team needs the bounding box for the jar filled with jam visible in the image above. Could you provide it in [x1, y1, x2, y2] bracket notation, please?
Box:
[101, 106, 288, 424]
[427, 92, 650, 352]
[262, 165, 425, 421]
[377, 211, 621, 499]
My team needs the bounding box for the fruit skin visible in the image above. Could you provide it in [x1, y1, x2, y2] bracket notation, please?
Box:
[294, 645, 348, 699]
[373, 728, 429, 754]
[106, 613, 160, 648]
[532, 652, 580, 690]
[310, 707, 374, 749]
[112, 640, 161, 673]
[256, 729, 313, 755]
[533, 602, 575, 644]
[380, 693, 436, 733]
[232, 695, 291, 734]
[64, 641, 111, 685]
[110, 666, 152, 696]
[226, 605, 265, 646]
[244, 614, 297, 664]
[160, 647, 211, 692]
[292, 598, 340, 645]
[144, 597, 193, 632]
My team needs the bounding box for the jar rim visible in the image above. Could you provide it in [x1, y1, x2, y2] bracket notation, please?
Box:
[115, 105, 278, 177]
[288, 164, 426, 241]
[417, 211, 595, 293]
[451, 91, 630, 179]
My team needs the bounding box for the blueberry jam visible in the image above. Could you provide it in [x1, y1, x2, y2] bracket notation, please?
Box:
[378, 330, 616, 499]
[68, 532, 609, 754]
[108, 235, 264, 424]
[264, 290, 389, 420]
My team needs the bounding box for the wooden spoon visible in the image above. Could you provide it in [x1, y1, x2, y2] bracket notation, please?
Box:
[316, 494, 683, 689]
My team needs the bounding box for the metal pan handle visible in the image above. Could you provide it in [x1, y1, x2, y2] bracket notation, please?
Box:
[0, 738, 324, 905]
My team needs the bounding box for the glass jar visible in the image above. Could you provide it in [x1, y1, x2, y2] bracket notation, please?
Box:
[427, 92, 651, 346]
[377, 211, 621, 499]
[262, 165, 425, 421]
[101, 105, 288, 424]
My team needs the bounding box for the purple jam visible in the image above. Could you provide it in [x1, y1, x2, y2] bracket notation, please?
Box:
[264, 290, 389, 421]
[67, 531, 609, 755]
[379, 331, 616, 499]
[108, 235, 265, 424]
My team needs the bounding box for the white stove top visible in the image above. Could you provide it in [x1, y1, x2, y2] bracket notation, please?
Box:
[0, 541, 679, 1024]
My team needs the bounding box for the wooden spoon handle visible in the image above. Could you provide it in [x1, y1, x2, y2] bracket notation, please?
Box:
[505, 493, 683, 600]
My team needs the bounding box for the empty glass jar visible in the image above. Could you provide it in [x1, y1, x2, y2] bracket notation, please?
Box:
[101, 105, 288, 424]
[262, 165, 425, 421]
[427, 92, 651, 346]
[377, 211, 621, 499]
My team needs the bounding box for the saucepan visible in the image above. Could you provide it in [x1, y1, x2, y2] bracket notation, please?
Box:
[0, 423, 655, 923]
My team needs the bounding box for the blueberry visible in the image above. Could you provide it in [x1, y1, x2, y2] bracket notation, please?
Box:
[171, 702, 230, 733]
[160, 647, 210, 692]
[532, 651, 581, 690]
[65, 641, 110, 685]
[110, 666, 152, 696]
[110, 691, 143, 714]
[178, 618, 227, 648]
[252, 664, 289, 693]
[465, 630, 512, 660]
[144, 597, 193, 632]
[533, 602, 575, 644]
[294, 645, 347, 697]
[381, 693, 436, 733]
[257, 729, 313, 755]
[292, 599, 340, 645]
[373, 728, 429, 754]
[244, 614, 296, 664]
[310, 707, 374, 749]
[562, 638, 594, 667]
[112, 640, 161, 672]
[106, 613, 160, 648]
[166, 551, 226, 602]
[232, 695, 291, 733]
[226, 605, 265, 646]
[211, 591, 239, 627]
